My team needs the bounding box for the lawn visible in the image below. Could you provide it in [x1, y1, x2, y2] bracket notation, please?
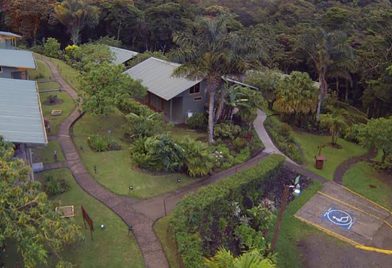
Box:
[40, 91, 75, 135]
[169, 125, 208, 142]
[154, 216, 181, 268]
[40, 169, 144, 267]
[343, 162, 392, 210]
[72, 112, 195, 199]
[276, 180, 323, 268]
[29, 59, 52, 80]
[292, 131, 367, 180]
[48, 57, 81, 92]
[32, 140, 65, 164]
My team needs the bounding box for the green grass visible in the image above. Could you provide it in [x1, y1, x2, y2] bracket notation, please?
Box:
[292, 131, 366, 180]
[37, 169, 144, 267]
[169, 125, 208, 142]
[29, 59, 52, 80]
[343, 162, 392, 210]
[72, 112, 195, 199]
[32, 140, 65, 164]
[48, 57, 81, 92]
[38, 81, 61, 91]
[154, 216, 181, 268]
[40, 91, 75, 135]
[276, 180, 323, 268]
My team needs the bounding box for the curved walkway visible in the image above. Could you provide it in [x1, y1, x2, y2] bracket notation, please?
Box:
[333, 147, 377, 184]
[40, 57, 277, 267]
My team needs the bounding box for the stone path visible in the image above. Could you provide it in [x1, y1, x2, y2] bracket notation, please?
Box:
[333, 147, 377, 184]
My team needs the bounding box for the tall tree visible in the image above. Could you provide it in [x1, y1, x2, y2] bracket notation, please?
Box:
[296, 27, 354, 119]
[3, 0, 54, 41]
[53, 0, 100, 44]
[173, 15, 262, 143]
[319, 113, 348, 145]
[0, 137, 81, 267]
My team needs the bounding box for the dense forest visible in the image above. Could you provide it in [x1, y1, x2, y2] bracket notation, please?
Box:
[0, 0, 391, 118]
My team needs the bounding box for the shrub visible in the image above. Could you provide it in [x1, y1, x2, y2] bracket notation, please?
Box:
[44, 38, 61, 59]
[179, 137, 214, 177]
[124, 112, 164, 140]
[130, 135, 184, 172]
[117, 98, 154, 116]
[214, 123, 242, 140]
[43, 175, 70, 196]
[87, 135, 121, 152]
[170, 155, 285, 267]
[264, 116, 304, 164]
[186, 113, 207, 130]
[212, 143, 235, 169]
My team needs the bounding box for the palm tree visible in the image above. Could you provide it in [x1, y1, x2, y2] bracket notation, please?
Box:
[297, 27, 354, 119]
[53, 0, 100, 44]
[172, 15, 262, 144]
[204, 248, 275, 268]
[319, 113, 348, 145]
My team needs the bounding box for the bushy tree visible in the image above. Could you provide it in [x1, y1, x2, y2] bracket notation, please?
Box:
[81, 63, 146, 114]
[43, 37, 61, 58]
[0, 137, 81, 267]
[355, 117, 392, 164]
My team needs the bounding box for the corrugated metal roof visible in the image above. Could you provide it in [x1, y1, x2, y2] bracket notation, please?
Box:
[124, 57, 201, 100]
[109, 46, 138, 65]
[0, 49, 36, 69]
[0, 31, 22, 38]
[0, 78, 47, 145]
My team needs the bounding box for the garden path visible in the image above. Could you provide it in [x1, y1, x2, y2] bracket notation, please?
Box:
[333, 147, 377, 184]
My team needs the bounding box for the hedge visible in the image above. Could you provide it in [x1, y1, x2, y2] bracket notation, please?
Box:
[170, 154, 285, 267]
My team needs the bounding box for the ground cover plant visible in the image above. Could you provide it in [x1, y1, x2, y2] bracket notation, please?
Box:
[170, 154, 312, 267]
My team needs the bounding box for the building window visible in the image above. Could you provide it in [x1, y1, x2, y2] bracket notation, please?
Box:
[189, 83, 200, 94]
[0, 66, 2, 73]
[194, 96, 202, 101]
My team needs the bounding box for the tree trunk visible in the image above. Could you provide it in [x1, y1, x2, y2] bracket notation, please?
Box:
[71, 27, 80, 45]
[215, 90, 225, 123]
[345, 80, 349, 102]
[206, 77, 220, 144]
[117, 22, 122, 40]
[316, 72, 328, 120]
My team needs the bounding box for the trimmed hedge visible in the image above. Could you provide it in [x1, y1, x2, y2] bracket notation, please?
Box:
[170, 154, 285, 267]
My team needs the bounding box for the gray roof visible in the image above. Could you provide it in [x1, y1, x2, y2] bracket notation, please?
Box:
[124, 57, 201, 100]
[0, 31, 22, 38]
[0, 78, 47, 145]
[109, 46, 138, 65]
[0, 49, 36, 69]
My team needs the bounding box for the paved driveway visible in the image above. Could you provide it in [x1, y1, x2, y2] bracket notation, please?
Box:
[296, 181, 392, 252]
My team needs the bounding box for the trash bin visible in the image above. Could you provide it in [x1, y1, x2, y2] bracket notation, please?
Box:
[315, 155, 326, 169]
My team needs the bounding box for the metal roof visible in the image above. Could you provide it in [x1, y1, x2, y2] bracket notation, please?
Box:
[0, 49, 36, 69]
[0, 31, 22, 38]
[109, 46, 138, 65]
[124, 57, 201, 101]
[0, 78, 47, 145]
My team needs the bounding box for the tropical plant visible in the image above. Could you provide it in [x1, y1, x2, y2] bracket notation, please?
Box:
[319, 113, 348, 145]
[296, 27, 354, 119]
[273, 71, 318, 125]
[130, 135, 185, 172]
[214, 123, 242, 140]
[173, 15, 263, 143]
[42, 175, 70, 196]
[204, 248, 275, 268]
[179, 137, 214, 177]
[186, 112, 208, 130]
[53, 0, 100, 44]
[125, 112, 164, 139]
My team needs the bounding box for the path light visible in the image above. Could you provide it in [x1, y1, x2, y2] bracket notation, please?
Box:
[100, 224, 105, 230]
[129, 185, 134, 191]
[177, 178, 181, 183]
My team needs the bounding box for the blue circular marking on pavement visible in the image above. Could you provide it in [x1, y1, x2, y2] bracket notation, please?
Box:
[324, 208, 354, 230]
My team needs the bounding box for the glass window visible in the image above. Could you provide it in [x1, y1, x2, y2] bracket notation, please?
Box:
[190, 83, 200, 94]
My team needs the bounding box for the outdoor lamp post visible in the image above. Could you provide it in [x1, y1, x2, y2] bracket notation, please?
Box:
[270, 176, 301, 252]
